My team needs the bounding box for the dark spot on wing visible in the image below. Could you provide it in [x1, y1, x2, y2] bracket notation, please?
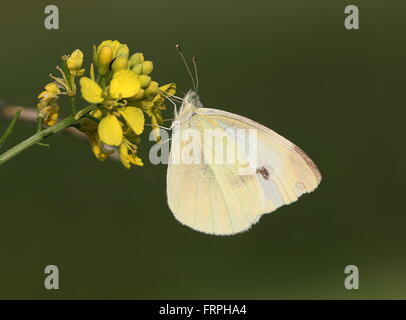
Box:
[256, 167, 270, 180]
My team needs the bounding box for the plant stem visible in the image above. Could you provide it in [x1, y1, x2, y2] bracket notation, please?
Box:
[0, 115, 77, 166]
[69, 96, 77, 114]
[35, 116, 50, 147]
[0, 108, 21, 148]
[74, 104, 96, 120]
[83, 113, 100, 123]
[36, 116, 43, 133]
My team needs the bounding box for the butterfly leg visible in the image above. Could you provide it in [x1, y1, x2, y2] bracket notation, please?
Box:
[160, 92, 179, 119]
[145, 123, 174, 131]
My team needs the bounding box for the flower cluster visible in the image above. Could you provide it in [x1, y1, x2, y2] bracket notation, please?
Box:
[36, 40, 176, 169]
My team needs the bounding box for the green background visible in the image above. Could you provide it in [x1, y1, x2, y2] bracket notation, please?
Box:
[0, 0, 405, 299]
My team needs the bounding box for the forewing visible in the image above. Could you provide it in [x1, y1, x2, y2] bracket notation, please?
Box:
[166, 108, 321, 235]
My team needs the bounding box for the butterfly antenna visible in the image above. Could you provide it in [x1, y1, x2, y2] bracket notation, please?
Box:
[176, 44, 197, 91]
[192, 56, 199, 93]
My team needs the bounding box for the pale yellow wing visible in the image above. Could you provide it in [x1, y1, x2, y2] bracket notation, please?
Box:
[166, 108, 321, 235]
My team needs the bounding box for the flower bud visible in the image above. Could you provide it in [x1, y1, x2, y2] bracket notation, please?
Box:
[90, 63, 95, 81]
[111, 55, 128, 73]
[131, 63, 143, 75]
[116, 44, 129, 57]
[128, 53, 144, 67]
[142, 61, 153, 75]
[139, 75, 151, 88]
[144, 81, 158, 96]
[98, 46, 114, 75]
[92, 44, 98, 66]
[67, 49, 84, 71]
[132, 89, 145, 100]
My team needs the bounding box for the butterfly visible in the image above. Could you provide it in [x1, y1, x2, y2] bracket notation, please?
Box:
[165, 47, 321, 236]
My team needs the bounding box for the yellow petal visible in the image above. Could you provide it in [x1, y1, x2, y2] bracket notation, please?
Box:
[119, 107, 145, 135]
[87, 131, 110, 161]
[38, 90, 56, 100]
[109, 70, 141, 99]
[119, 143, 131, 169]
[119, 143, 143, 169]
[98, 114, 123, 146]
[80, 77, 104, 104]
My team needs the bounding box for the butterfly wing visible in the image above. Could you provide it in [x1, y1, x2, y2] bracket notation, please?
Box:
[167, 107, 321, 235]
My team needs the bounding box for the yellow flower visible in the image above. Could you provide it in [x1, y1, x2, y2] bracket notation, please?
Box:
[42, 105, 59, 126]
[81, 70, 141, 103]
[37, 82, 62, 126]
[159, 83, 177, 96]
[38, 83, 61, 100]
[119, 141, 143, 169]
[79, 70, 144, 146]
[45, 83, 61, 94]
[67, 49, 85, 76]
[34, 39, 178, 170]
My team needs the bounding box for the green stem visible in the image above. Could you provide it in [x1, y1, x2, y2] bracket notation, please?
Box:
[74, 104, 96, 120]
[36, 116, 44, 133]
[69, 96, 77, 114]
[0, 108, 21, 148]
[83, 113, 100, 123]
[35, 116, 50, 147]
[0, 115, 77, 166]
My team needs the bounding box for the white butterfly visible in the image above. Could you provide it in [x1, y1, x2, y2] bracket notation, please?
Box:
[166, 48, 321, 236]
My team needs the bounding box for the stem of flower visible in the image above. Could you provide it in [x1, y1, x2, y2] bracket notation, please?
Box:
[69, 96, 77, 114]
[0, 115, 77, 166]
[35, 115, 50, 147]
[36, 115, 44, 133]
[74, 104, 96, 120]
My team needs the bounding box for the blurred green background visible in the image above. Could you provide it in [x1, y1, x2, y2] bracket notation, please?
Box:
[0, 0, 405, 299]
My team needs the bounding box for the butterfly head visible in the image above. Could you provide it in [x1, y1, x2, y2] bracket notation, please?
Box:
[184, 90, 202, 107]
[175, 90, 203, 123]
